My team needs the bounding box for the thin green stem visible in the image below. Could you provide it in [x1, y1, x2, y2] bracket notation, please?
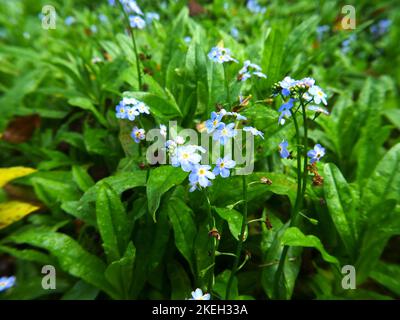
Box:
[273, 107, 304, 299]
[204, 190, 216, 293]
[225, 175, 248, 299]
[118, 2, 142, 90]
[300, 99, 309, 206]
[224, 64, 231, 107]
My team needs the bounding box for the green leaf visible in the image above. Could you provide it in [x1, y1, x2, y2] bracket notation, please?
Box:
[0, 245, 54, 265]
[147, 166, 187, 221]
[356, 200, 399, 283]
[105, 242, 136, 299]
[261, 221, 302, 300]
[371, 261, 400, 296]
[123, 91, 182, 121]
[167, 260, 192, 300]
[323, 163, 357, 256]
[68, 97, 107, 127]
[32, 176, 80, 207]
[207, 61, 225, 112]
[281, 227, 339, 265]
[361, 143, 400, 213]
[72, 165, 95, 192]
[383, 109, 400, 129]
[7, 227, 115, 297]
[62, 171, 147, 226]
[214, 270, 238, 300]
[96, 183, 130, 263]
[166, 197, 196, 273]
[215, 207, 247, 241]
[147, 204, 170, 272]
[261, 26, 286, 93]
[61, 281, 100, 300]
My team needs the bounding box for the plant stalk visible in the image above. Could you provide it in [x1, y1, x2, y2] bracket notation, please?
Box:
[273, 105, 306, 299]
[225, 175, 248, 299]
[204, 190, 216, 293]
[118, 2, 142, 90]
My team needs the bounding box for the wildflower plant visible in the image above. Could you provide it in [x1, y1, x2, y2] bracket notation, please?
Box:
[1, 0, 399, 304]
[271, 76, 329, 297]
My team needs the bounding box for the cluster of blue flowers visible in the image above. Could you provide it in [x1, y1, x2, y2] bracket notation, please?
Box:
[316, 25, 330, 42]
[341, 34, 356, 54]
[275, 76, 328, 165]
[164, 109, 263, 192]
[109, 0, 159, 29]
[246, 0, 266, 14]
[370, 19, 391, 37]
[238, 60, 267, 82]
[279, 140, 325, 164]
[115, 97, 150, 143]
[165, 136, 217, 192]
[275, 76, 329, 125]
[207, 46, 238, 64]
[0, 276, 15, 293]
[207, 46, 267, 89]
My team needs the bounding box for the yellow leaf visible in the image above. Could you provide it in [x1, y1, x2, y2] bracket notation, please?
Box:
[0, 167, 36, 188]
[0, 201, 40, 229]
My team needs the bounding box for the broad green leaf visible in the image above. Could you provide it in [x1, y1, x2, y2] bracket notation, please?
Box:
[32, 176, 80, 206]
[261, 221, 302, 300]
[371, 261, 400, 296]
[207, 61, 225, 113]
[61, 280, 100, 300]
[281, 227, 339, 265]
[123, 91, 182, 121]
[68, 97, 107, 127]
[214, 270, 238, 300]
[72, 165, 95, 192]
[215, 207, 247, 241]
[105, 242, 136, 299]
[96, 183, 130, 263]
[0, 245, 54, 265]
[62, 171, 147, 226]
[384, 109, 400, 129]
[261, 25, 287, 93]
[194, 219, 213, 286]
[146, 166, 187, 221]
[361, 143, 400, 213]
[7, 227, 115, 297]
[356, 200, 399, 283]
[147, 205, 170, 272]
[323, 163, 357, 256]
[161, 7, 188, 83]
[166, 197, 196, 273]
[167, 260, 192, 300]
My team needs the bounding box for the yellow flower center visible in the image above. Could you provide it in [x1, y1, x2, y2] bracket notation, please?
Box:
[213, 120, 218, 126]
[222, 129, 228, 135]
[220, 162, 225, 168]
[199, 169, 205, 175]
[182, 153, 189, 159]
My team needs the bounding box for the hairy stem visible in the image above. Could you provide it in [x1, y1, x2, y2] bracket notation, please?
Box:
[226, 175, 248, 299]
